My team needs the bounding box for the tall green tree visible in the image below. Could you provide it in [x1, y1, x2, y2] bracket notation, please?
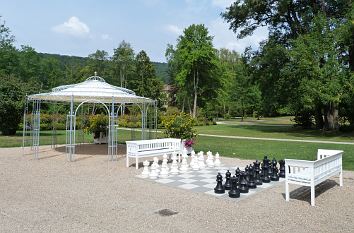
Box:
[0, 16, 18, 76]
[283, 15, 352, 130]
[168, 24, 219, 117]
[87, 49, 109, 76]
[112, 40, 135, 88]
[132, 50, 162, 101]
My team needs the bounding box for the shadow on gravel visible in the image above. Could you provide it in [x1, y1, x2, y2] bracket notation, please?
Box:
[282, 179, 339, 205]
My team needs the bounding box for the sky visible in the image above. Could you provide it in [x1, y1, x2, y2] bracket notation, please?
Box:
[0, 0, 268, 62]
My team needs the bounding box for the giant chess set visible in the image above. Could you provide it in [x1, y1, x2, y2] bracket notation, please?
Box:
[137, 149, 286, 200]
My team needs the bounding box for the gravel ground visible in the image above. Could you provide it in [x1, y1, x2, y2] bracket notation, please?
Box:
[0, 145, 353, 233]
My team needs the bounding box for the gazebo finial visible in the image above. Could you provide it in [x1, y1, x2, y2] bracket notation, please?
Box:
[94, 71, 97, 76]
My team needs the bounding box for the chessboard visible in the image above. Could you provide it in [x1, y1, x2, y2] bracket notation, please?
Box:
[137, 165, 285, 200]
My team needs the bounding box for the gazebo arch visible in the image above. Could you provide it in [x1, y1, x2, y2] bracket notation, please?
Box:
[23, 74, 157, 161]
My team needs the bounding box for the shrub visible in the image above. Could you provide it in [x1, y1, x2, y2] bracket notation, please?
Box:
[162, 112, 197, 140]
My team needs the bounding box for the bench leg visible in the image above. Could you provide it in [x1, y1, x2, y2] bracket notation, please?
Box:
[136, 157, 139, 169]
[285, 181, 289, 202]
[311, 184, 315, 206]
[339, 169, 343, 187]
[126, 156, 129, 168]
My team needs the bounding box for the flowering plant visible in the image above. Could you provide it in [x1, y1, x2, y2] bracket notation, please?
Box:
[184, 139, 195, 148]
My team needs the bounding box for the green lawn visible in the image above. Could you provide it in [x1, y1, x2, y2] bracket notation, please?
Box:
[194, 136, 354, 170]
[1, 119, 354, 171]
[195, 123, 354, 142]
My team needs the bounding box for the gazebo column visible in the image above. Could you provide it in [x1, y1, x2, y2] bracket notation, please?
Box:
[32, 99, 41, 159]
[66, 95, 75, 161]
[108, 97, 118, 160]
[141, 103, 147, 140]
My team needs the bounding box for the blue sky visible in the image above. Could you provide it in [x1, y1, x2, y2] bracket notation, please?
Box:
[0, 0, 268, 62]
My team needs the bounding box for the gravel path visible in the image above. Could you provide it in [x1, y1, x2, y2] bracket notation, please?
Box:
[0, 145, 353, 233]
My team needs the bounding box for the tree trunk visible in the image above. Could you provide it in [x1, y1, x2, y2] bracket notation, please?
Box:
[324, 103, 339, 131]
[314, 105, 324, 129]
[192, 69, 199, 118]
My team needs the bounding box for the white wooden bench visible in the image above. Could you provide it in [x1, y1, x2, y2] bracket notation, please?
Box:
[126, 138, 182, 169]
[285, 149, 343, 206]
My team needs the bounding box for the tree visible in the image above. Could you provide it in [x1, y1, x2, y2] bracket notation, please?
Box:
[168, 24, 219, 117]
[87, 50, 109, 76]
[0, 16, 18, 76]
[112, 40, 135, 88]
[0, 75, 28, 135]
[132, 50, 162, 101]
[282, 15, 352, 130]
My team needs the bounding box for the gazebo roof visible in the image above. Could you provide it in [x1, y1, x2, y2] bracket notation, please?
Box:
[28, 75, 154, 104]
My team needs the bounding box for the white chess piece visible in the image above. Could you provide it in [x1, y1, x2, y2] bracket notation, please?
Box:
[198, 151, 206, 169]
[159, 160, 169, 178]
[179, 153, 189, 173]
[170, 153, 179, 174]
[141, 160, 150, 178]
[149, 163, 158, 179]
[153, 157, 160, 174]
[190, 151, 199, 171]
[214, 152, 221, 167]
[207, 151, 214, 168]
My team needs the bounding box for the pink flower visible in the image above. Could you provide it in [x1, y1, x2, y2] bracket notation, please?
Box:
[184, 139, 194, 147]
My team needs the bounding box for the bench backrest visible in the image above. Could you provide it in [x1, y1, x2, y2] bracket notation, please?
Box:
[126, 138, 182, 153]
[317, 149, 343, 160]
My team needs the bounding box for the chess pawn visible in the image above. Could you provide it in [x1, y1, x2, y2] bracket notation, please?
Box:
[278, 160, 286, 178]
[149, 164, 158, 179]
[214, 173, 225, 194]
[228, 176, 240, 198]
[198, 152, 206, 169]
[179, 155, 189, 173]
[261, 163, 270, 183]
[160, 161, 169, 178]
[141, 160, 150, 178]
[248, 166, 257, 189]
[153, 157, 160, 174]
[244, 165, 250, 182]
[191, 152, 200, 171]
[162, 153, 168, 164]
[267, 159, 273, 178]
[170, 156, 179, 175]
[214, 152, 221, 167]
[253, 160, 262, 186]
[224, 170, 232, 190]
[271, 158, 279, 181]
[235, 167, 241, 179]
[239, 172, 249, 193]
[207, 152, 214, 168]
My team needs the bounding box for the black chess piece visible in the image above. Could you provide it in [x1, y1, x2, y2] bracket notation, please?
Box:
[267, 159, 273, 178]
[235, 167, 241, 179]
[271, 158, 279, 181]
[248, 165, 257, 189]
[278, 160, 286, 178]
[254, 160, 263, 186]
[261, 161, 271, 183]
[224, 170, 232, 190]
[214, 173, 225, 194]
[228, 176, 240, 198]
[239, 171, 249, 193]
[244, 165, 249, 181]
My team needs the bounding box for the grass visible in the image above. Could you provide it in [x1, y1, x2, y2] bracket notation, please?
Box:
[195, 123, 354, 142]
[194, 136, 354, 171]
[1, 117, 354, 171]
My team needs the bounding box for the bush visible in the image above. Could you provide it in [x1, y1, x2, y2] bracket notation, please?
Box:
[84, 114, 108, 138]
[161, 112, 197, 140]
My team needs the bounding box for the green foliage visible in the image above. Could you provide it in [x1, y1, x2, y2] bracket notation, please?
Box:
[0, 75, 27, 135]
[84, 114, 108, 138]
[112, 40, 135, 88]
[162, 112, 197, 139]
[166, 24, 220, 117]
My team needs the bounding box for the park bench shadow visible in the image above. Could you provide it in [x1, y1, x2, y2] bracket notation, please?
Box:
[281, 179, 339, 205]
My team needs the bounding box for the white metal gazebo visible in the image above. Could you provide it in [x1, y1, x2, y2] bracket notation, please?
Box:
[23, 74, 157, 161]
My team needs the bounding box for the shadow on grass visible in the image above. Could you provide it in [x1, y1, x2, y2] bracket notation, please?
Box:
[281, 179, 339, 205]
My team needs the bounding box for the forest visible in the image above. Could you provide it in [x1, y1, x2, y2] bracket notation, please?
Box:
[0, 1, 354, 136]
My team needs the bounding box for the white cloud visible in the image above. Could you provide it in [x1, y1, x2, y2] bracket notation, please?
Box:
[208, 18, 268, 53]
[165, 24, 183, 35]
[211, 0, 234, 9]
[101, 34, 112, 40]
[52, 16, 90, 38]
